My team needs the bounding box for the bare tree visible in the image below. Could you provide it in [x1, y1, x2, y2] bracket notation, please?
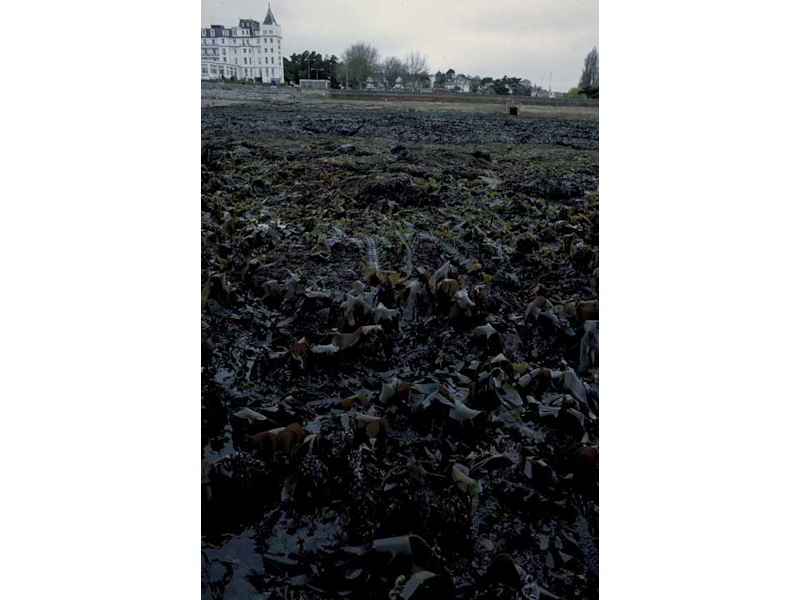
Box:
[405, 50, 429, 91]
[579, 47, 599, 90]
[382, 56, 407, 89]
[340, 42, 380, 90]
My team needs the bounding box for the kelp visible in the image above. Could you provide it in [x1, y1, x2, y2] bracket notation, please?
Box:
[202, 101, 599, 600]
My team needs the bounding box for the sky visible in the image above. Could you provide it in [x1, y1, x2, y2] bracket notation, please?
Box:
[201, 0, 598, 92]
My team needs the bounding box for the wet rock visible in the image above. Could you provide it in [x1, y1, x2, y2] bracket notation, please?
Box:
[575, 300, 599, 322]
[202, 330, 214, 367]
[403, 280, 434, 321]
[437, 278, 460, 302]
[523, 458, 558, 488]
[281, 274, 304, 300]
[251, 422, 306, 458]
[354, 413, 390, 441]
[399, 570, 454, 599]
[432, 261, 458, 287]
[485, 553, 526, 589]
[342, 393, 370, 409]
[374, 302, 401, 330]
[230, 407, 276, 447]
[471, 323, 505, 356]
[260, 280, 282, 308]
[491, 368, 524, 408]
[336, 144, 372, 156]
[450, 289, 477, 322]
[514, 232, 539, 256]
[452, 463, 480, 514]
[342, 292, 372, 327]
[356, 174, 425, 207]
[391, 144, 412, 160]
[572, 445, 599, 498]
[579, 321, 599, 370]
[526, 296, 563, 331]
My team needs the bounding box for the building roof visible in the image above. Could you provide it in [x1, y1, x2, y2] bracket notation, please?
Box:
[264, 5, 278, 25]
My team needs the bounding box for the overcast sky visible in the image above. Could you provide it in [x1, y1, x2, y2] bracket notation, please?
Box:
[201, 0, 598, 92]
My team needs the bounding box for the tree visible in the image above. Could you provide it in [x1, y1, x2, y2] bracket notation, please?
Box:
[492, 77, 511, 95]
[340, 42, 380, 90]
[382, 56, 407, 88]
[470, 76, 482, 93]
[282, 51, 341, 87]
[446, 69, 455, 81]
[566, 86, 584, 99]
[405, 50, 429, 91]
[326, 55, 341, 88]
[579, 47, 599, 90]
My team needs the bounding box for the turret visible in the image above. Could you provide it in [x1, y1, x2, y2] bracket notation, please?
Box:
[263, 4, 281, 38]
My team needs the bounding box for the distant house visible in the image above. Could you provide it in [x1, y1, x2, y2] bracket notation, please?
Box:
[444, 74, 471, 92]
[365, 76, 376, 90]
[530, 86, 553, 98]
[393, 76, 405, 91]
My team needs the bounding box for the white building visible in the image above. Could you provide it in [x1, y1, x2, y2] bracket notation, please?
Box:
[444, 74, 471, 92]
[201, 5, 284, 83]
